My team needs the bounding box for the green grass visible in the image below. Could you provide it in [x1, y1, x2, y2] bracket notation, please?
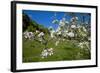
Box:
[22, 35, 91, 63]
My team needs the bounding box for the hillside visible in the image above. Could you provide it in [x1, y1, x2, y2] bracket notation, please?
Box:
[23, 13, 49, 34]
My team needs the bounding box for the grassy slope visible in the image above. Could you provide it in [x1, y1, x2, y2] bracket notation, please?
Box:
[23, 35, 90, 63]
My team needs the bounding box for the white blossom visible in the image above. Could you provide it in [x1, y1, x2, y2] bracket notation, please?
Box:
[78, 42, 84, 49]
[78, 41, 90, 49]
[23, 31, 34, 40]
[47, 48, 54, 56]
[55, 41, 59, 46]
[41, 49, 48, 58]
[67, 32, 75, 38]
[52, 19, 59, 24]
[38, 32, 44, 38]
[82, 26, 87, 32]
[36, 30, 39, 33]
[71, 16, 78, 22]
[59, 19, 65, 27]
[49, 28, 55, 38]
[71, 24, 76, 29]
[41, 48, 54, 58]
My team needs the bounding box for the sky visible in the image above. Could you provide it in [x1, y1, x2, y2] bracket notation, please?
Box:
[23, 10, 91, 30]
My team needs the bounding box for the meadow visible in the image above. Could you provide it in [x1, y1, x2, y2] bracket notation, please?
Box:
[23, 35, 90, 62]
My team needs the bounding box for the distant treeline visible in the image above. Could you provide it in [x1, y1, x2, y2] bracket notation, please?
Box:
[23, 13, 49, 34]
